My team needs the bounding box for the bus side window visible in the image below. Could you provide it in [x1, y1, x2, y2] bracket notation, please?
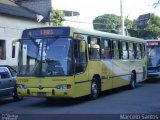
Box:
[74, 40, 87, 73]
[139, 44, 143, 59]
[88, 37, 100, 60]
[101, 38, 112, 60]
[122, 42, 129, 59]
[129, 43, 134, 60]
[142, 44, 146, 58]
[136, 44, 142, 59]
[133, 43, 138, 59]
[113, 40, 120, 59]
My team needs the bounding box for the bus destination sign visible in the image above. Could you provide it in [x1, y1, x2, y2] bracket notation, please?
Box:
[22, 27, 70, 38]
[147, 41, 160, 46]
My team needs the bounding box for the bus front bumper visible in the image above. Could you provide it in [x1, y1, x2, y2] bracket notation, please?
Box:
[17, 87, 74, 98]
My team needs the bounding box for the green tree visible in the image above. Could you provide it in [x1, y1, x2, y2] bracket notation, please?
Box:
[133, 14, 160, 39]
[52, 9, 64, 26]
[125, 18, 133, 29]
[93, 14, 121, 33]
[146, 14, 160, 39]
[93, 13, 160, 39]
[92, 14, 134, 34]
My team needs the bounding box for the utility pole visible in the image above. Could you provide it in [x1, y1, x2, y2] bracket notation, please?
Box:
[120, 0, 125, 36]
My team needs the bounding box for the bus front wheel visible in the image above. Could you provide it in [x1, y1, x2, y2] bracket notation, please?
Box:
[90, 78, 99, 100]
[13, 87, 23, 101]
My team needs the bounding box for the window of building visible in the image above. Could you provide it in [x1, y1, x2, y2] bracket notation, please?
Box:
[0, 40, 6, 60]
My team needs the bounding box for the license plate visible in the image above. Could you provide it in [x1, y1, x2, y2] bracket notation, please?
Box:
[37, 92, 46, 97]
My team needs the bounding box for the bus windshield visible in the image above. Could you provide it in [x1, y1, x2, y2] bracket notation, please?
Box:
[147, 46, 160, 67]
[18, 37, 73, 76]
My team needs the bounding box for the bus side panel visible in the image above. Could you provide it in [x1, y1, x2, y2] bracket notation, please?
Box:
[74, 66, 90, 98]
[112, 60, 130, 88]
[101, 60, 113, 91]
[137, 60, 144, 82]
[129, 60, 145, 82]
[88, 61, 102, 86]
[143, 55, 147, 80]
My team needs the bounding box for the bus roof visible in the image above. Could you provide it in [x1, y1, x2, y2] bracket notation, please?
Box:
[145, 39, 160, 42]
[72, 27, 145, 43]
[22, 26, 145, 43]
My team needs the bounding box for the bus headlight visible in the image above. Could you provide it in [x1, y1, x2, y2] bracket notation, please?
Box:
[17, 84, 27, 89]
[55, 84, 71, 90]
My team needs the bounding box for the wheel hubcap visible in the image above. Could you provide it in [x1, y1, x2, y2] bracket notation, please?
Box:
[92, 82, 98, 97]
[132, 80, 135, 88]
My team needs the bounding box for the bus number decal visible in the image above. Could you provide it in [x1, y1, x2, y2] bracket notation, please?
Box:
[18, 79, 29, 83]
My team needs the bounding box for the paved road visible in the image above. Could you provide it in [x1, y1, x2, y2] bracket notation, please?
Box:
[0, 80, 160, 119]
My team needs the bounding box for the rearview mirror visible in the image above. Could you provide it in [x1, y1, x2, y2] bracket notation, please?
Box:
[12, 46, 15, 58]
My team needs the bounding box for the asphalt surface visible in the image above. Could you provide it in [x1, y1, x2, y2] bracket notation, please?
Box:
[0, 79, 160, 120]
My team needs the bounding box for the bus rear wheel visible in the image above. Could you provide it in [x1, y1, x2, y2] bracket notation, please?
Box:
[90, 78, 99, 100]
[129, 73, 136, 89]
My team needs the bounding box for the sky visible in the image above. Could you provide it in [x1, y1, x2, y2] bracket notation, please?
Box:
[52, 0, 160, 28]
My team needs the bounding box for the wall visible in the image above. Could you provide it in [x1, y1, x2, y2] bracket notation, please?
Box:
[0, 14, 48, 66]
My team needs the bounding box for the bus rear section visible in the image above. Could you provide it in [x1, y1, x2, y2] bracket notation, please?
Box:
[147, 40, 160, 78]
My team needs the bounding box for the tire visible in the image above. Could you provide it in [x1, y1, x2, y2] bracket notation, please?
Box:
[13, 87, 23, 101]
[46, 98, 53, 101]
[90, 78, 99, 100]
[129, 73, 136, 89]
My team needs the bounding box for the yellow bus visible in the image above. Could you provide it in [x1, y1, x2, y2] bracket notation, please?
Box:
[15, 27, 147, 99]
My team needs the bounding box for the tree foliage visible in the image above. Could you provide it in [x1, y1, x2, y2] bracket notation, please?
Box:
[93, 14, 121, 33]
[132, 14, 160, 39]
[52, 9, 64, 26]
[93, 13, 160, 39]
[93, 14, 134, 34]
[145, 14, 160, 39]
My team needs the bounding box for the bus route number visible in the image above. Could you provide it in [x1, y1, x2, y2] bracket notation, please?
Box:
[18, 79, 29, 83]
[40, 29, 53, 36]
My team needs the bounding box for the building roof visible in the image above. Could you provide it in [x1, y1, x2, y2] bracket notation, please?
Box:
[0, 3, 47, 21]
[0, 0, 19, 6]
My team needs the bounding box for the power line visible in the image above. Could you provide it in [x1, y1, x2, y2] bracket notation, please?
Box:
[0, 26, 23, 30]
[63, 19, 114, 25]
[64, 19, 92, 24]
